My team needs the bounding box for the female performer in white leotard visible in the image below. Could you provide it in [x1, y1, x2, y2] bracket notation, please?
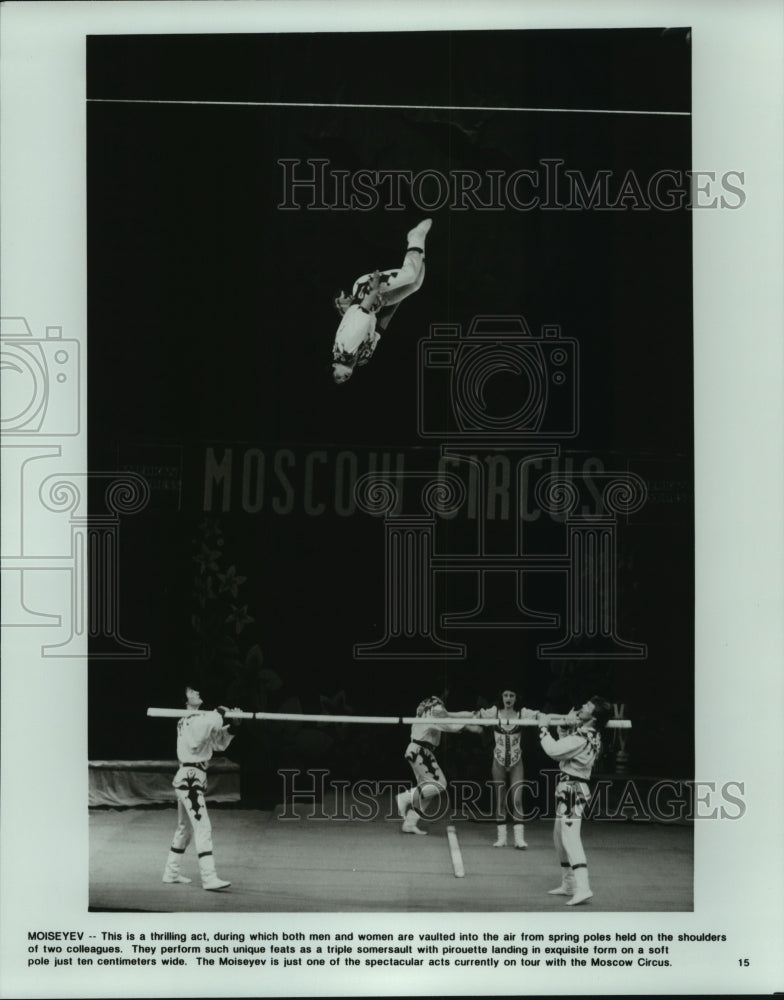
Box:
[476, 689, 538, 848]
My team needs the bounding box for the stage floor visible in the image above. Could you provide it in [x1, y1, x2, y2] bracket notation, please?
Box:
[89, 804, 692, 913]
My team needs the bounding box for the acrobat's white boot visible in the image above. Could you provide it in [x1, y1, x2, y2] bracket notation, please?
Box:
[406, 218, 432, 250]
[162, 850, 192, 884]
[513, 824, 528, 850]
[548, 864, 575, 896]
[565, 866, 593, 905]
[199, 854, 231, 891]
[402, 811, 427, 836]
[396, 790, 413, 819]
[493, 824, 508, 847]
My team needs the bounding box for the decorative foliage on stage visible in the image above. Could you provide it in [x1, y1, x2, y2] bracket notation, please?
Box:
[188, 517, 355, 804]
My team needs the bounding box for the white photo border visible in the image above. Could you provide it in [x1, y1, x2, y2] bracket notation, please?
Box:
[1, 1, 782, 997]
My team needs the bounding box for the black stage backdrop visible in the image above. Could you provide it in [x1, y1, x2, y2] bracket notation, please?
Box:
[87, 30, 693, 805]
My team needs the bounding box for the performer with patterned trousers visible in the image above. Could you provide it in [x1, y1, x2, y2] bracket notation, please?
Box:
[161, 684, 242, 891]
[395, 695, 480, 836]
[537, 696, 612, 905]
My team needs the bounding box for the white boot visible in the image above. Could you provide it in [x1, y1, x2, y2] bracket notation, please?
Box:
[548, 865, 575, 896]
[565, 865, 593, 906]
[402, 811, 427, 836]
[162, 850, 192, 884]
[199, 853, 231, 891]
[493, 824, 507, 847]
[396, 790, 412, 819]
[406, 218, 432, 250]
[513, 824, 528, 850]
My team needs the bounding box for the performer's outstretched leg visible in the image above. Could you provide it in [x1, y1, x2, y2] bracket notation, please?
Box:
[352, 219, 431, 309]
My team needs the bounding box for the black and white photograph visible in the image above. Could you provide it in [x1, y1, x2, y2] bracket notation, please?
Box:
[1, 2, 782, 998]
[85, 26, 696, 914]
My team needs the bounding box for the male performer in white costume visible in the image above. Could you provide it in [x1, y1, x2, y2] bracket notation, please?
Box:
[537, 696, 612, 905]
[331, 218, 432, 384]
[161, 685, 241, 891]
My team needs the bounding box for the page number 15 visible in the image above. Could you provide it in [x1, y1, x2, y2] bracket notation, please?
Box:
[738, 959, 750, 967]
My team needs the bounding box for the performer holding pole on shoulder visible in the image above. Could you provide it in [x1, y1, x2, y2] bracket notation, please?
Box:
[537, 696, 612, 905]
[162, 683, 243, 891]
